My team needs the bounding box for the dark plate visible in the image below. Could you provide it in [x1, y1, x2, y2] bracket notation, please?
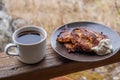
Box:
[50, 22, 120, 62]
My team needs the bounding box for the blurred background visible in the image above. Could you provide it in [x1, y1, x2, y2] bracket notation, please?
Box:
[0, 0, 120, 80]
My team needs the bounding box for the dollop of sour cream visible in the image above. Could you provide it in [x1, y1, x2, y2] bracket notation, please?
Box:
[91, 39, 113, 55]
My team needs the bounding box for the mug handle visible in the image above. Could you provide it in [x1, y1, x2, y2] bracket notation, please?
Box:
[4, 43, 19, 56]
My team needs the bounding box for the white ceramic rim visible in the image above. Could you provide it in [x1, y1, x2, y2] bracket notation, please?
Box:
[12, 25, 47, 46]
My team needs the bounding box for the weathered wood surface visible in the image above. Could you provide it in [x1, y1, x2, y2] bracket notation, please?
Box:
[0, 32, 120, 80]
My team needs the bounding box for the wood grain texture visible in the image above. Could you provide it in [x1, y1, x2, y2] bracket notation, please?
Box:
[0, 32, 120, 80]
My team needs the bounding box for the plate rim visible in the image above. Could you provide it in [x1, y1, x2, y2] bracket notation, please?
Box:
[50, 21, 120, 62]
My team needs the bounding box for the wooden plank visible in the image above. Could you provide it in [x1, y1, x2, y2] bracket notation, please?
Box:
[0, 45, 120, 80]
[1, 51, 120, 80]
[0, 32, 119, 80]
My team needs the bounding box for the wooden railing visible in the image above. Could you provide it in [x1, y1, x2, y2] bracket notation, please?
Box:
[0, 32, 120, 80]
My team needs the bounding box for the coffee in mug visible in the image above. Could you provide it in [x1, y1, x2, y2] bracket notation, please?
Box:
[16, 30, 42, 44]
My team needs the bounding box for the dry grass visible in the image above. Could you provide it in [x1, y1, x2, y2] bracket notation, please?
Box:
[5, 0, 120, 42]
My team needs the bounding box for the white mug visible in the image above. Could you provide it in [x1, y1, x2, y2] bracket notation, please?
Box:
[4, 26, 47, 64]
